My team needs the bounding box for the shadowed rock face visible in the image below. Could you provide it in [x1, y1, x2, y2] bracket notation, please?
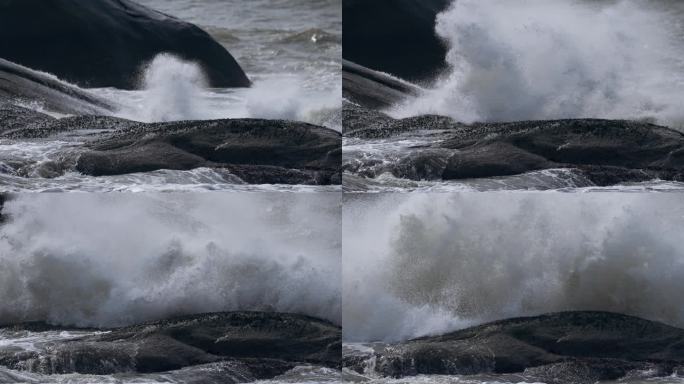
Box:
[344, 312, 684, 384]
[343, 103, 684, 186]
[343, 0, 451, 82]
[0, 59, 117, 115]
[0, 0, 250, 89]
[0, 312, 341, 378]
[342, 60, 420, 110]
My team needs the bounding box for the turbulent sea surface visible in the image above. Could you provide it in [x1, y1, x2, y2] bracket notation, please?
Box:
[341, 193, 684, 384]
[0, 0, 341, 192]
[343, 0, 684, 192]
[0, 193, 342, 383]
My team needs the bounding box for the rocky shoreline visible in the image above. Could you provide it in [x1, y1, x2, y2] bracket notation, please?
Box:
[0, 311, 341, 381]
[344, 311, 684, 384]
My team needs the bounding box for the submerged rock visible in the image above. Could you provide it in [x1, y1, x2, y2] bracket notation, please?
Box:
[344, 311, 684, 384]
[343, 0, 451, 82]
[343, 103, 684, 186]
[0, 312, 341, 378]
[0, 0, 250, 89]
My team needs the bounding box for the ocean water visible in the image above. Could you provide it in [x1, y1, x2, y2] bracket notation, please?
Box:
[343, 193, 684, 343]
[389, 0, 684, 130]
[340, 193, 684, 383]
[343, 0, 684, 192]
[0, 193, 341, 383]
[113, 0, 341, 128]
[0, 0, 341, 192]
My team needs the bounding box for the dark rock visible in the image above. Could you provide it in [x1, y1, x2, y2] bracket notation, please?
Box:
[524, 359, 667, 384]
[346, 312, 684, 383]
[0, 105, 341, 185]
[0, 104, 134, 139]
[0, 0, 250, 89]
[343, 102, 458, 139]
[0, 58, 116, 115]
[344, 104, 684, 185]
[343, 60, 420, 110]
[343, 0, 451, 82]
[0, 312, 341, 377]
[443, 142, 556, 179]
[75, 118, 341, 184]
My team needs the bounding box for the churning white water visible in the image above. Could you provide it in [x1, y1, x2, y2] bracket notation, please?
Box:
[0, 193, 341, 327]
[390, 0, 684, 129]
[343, 193, 684, 342]
[98, 53, 341, 130]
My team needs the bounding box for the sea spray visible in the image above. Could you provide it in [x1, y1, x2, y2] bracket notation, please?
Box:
[343, 193, 684, 342]
[390, 0, 684, 129]
[105, 53, 341, 130]
[0, 193, 341, 327]
[138, 53, 209, 122]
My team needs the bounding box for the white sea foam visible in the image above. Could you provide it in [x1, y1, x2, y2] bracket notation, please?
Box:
[344, 193, 684, 342]
[0, 193, 341, 327]
[102, 53, 341, 130]
[390, 0, 684, 130]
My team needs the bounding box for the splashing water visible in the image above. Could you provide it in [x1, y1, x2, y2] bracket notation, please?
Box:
[390, 0, 684, 130]
[0, 193, 341, 328]
[138, 53, 209, 122]
[344, 193, 684, 342]
[104, 53, 341, 130]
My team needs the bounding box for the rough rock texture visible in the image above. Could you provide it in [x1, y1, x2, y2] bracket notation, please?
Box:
[0, 312, 341, 377]
[0, 59, 116, 115]
[0, 106, 341, 185]
[343, 60, 420, 110]
[75, 118, 342, 184]
[343, 0, 451, 82]
[0, 0, 250, 89]
[343, 103, 684, 185]
[343, 312, 684, 384]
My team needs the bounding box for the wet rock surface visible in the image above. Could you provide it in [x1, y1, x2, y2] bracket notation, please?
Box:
[0, 106, 341, 185]
[344, 312, 684, 384]
[343, 60, 420, 110]
[343, 103, 684, 186]
[0, 311, 341, 378]
[0, 59, 116, 115]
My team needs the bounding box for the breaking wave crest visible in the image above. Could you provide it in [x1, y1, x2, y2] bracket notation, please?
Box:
[391, 0, 684, 130]
[0, 193, 341, 327]
[344, 193, 684, 342]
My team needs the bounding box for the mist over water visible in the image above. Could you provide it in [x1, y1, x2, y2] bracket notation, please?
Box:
[99, 53, 341, 130]
[391, 0, 684, 129]
[344, 193, 684, 342]
[0, 193, 341, 328]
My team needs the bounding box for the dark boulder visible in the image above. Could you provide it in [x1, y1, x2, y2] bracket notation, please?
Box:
[343, 60, 420, 110]
[75, 118, 342, 185]
[344, 312, 684, 383]
[343, 103, 684, 185]
[0, 312, 341, 377]
[0, 0, 250, 89]
[0, 58, 116, 115]
[0, 105, 341, 185]
[343, 0, 451, 82]
[442, 142, 556, 179]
